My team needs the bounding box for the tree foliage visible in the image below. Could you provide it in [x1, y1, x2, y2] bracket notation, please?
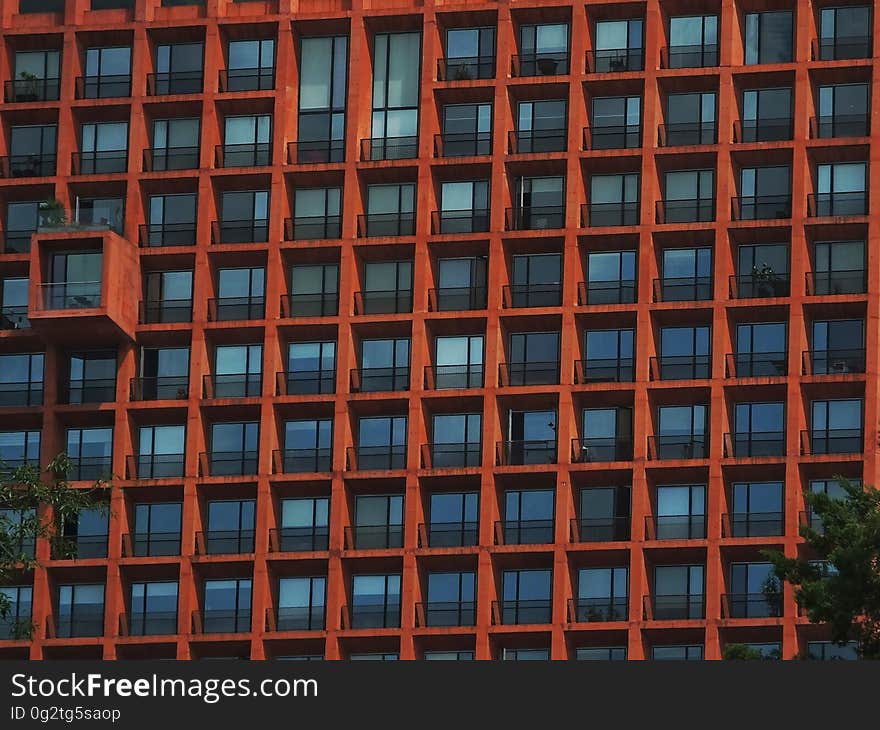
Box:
[763, 477, 880, 659]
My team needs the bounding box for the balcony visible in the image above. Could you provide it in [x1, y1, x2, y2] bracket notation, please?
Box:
[724, 432, 786, 458]
[275, 369, 335, 396]
[423, 364, 483, 390]
[281, 293, 338, 318]
[268, 605, 325, 632]
[344, 602, 400, 629]
[568, 597, 628, 623]
[138, 222, 196, 247]
[122, 531, 181, 557]
[721, 593, 782, 619]
[808, 192, 868, 218]
[360, 136, 418, 161]
[198, 450, 258, 477]
[577, 279, 637, 306]
[195, 529, 255, 555]
[583, 201, 639, 227]
[584, 124, 641, 150]
[810, 114, 870, 139]
[734, 118, 793, 143]
[215, 142, 271, 168]
[511, 52, 570, 77]
[585, 48, 645, 73]
[644, 594, 705, 621]
[272, 448, 332, 474]
[427, 285, 487, 312]
[269, 526, 329, 553]
[722, 512, 784, 538]
[658, 122, 717, 147]
[0, 153, 56, 178]
[508, 129, 567, 154]
[803, 348, 866, 376]
[139, 299, 193, 324]
[129, 376, 189, 401]
[284, 214, 342, 241]
[142, 146, 199, 172]
[350, 366, 409, 393]
[729, 272, 790, 299]
[647, 435, 708, 461]
[431, 209, 490, 235]
[498, 361, 559, 386]
[496, 439, 557, 466]
[287, 140, 345, 165]
[344, 524, 403, 550]
[495, 519, 554, 545]
[0, 379, 42, 407]
[505, 206, 565, 231]
[812, 35, 872, 60]
[203, 374, 262, 399]
[660, 44, 719, 68]
[207, 296, 265, 322]
[72, 150, 128, 175]
[417, 521, 478, 548]
[146, 71, 203, 96]
[650, 355, 711, 380]
[211, 219, 269, 245]
[125, 453, 185, 480]
[570, 516, 630, 543]
[0, 305, 29, 330]
[571, 437, 632, 463]
[66, 456, 113, 481]
[575, 356, 634, 385]
[354, 290, 413, 315]
[357, 212, 415, 238]
[61, 534, 108, 560]
[123, 611, 178, 637]
[218, 69, 275, 92]
[75, 75, 132, 99]
[805, 270, 867, 296]
[4, 77, 60, 103]
[725, 352, 788, 378]
[346, 445, 406, 471]
[434, 132, 492, 157]
[731, 195, 792, 221]
[415, 601, 476, 627]
[194, 609, 252, 635]
[492, 599, 552, 625]
[655, 198, 714, 224]
[52, 611, 105, 638]
[502, 283, 562, 308]
[420, 442, 481, 469]
[437, 56, 495, 81]
[801, 429, 863, 455]
[38, 281, 101, 310]
[653, 276, 712, 302]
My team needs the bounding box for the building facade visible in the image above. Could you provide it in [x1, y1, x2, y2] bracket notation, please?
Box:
[0, 0, 876, 660]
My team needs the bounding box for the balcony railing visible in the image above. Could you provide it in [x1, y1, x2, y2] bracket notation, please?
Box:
[653, 276, 712, 302]
[495, 519, 554, 545]
[122, 531, 181, 557]
[502, 283, 562, 308]
[142, 146, 199, 172]
[571, 438, 632, 463]
[498, 361, 560, 386]
[731, 195, 792, 221]
[218, 68, 275, 92]
[0, 380, 43, 407]
[357, 212, 415, 237]
[66, 456, 113, 482]
[71, 150, 128, 175]
[650, 355, 711, 380]
[146, 71, 203, 96]
[801, 429, 863, 455]
[138, 299, 193, 324]
[568, 597, 628, 623]
[125, 611, 179, 637]
[585, 48, 645, 73]
[344, 603, 401, 630]
[658, 122, 717, 147]
[360, 136, 418, 161]
[268, 526, 329, 553]
[511, 52, 570, 77]
[803, 348, 866, 376]
[583, 124, 641, 150]
[3, 230, 35, 253]
[505, 205, 565, 230]
[427, 286, 488, 312]
[272, 448, 332, 474]
[194, 609, 252, 634]
[725, 352, 788, 378]
[280, 293, 338, 318]
[4, 77, 60, 102]
[721, 593, 782, 619]
[734, 118, 793, 143]
[129, 376, 189, 401]
[583, 201, 639, 227]
[276, 369, 336, 396]
[660, 44, 719, 68]
[202, 373, 262, 399]
[284, 215, 342, 240]
[508, 129, 567, 154]
[415, 601, 476, 627]
[125, 453, 185, 479]
[812, 35, 872, 60]
[354, 290, 413, 315]
[138, 222, 196, 247]
[647, 435, 708, 461]
[58, 534, 108, 560]
[269, 605, 325, 632]
[417, 521, 478, 548]
[350, 366, 409, 393]
[722, 512, 784, 538]
[728, 272, 790, 299]
[723, 431, 786, 458]
[574, 358, 635, 384]
[286, 139, 345, 164]
[0, 153, 56, 178]
[344, 524, 404, 550]
[198, 450, 259, 477]
[75, 74, 132, 99]
[53, 611, 105, 638]
[496, 439, 557, 466]
[210, 219, 269, 244]
[437, 56, 495, 81]
[195, 529, 255, 555]
[492, 599, 552, 625]
[810, 114, 870, 139]
[215, 142, 272, 168]
[808, 192, 868, 217]
[569, 516, 630, 543]
[0, 305, 29, 329]
[431, 209, 490, 234]
[577, 279, 637, 305]
[433, 132, 492, 157]
[644, 594, 704, 621]
[207, 297, 265, 322]
[346, 445, 406, 471]
[805, 270, 867, 296]
[656, 198, 715, 224]
[421, 442, 481, 469]
[423, 364, 484, 390]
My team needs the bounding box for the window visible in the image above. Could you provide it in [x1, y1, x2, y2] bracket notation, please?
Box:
[653, 565, 704, 619]
[424, 572, 476, 626]
[500, 569, 552, 624]
[221, 115, 271, 167]
[588, 173, 639, 226]
[132, 502, 182, 557]
[738, 166, 791, 220]
[8, 124, 57, 177]
[667, 15, 718, 68]
[57, 584, 105, 637]
[218, 190, 269, 243]
[137, 425, 185, 479]
[282, 419, 332, 473]
[816, 83, 869, 138]
[291, 187, 342, 240]
[501, 648, 550, 661]
[811, 319, 865, 375]
[576, 567, 628, 621]
[813, 240, 865, 294]
[516, 100, 567, 153]
[818, 6, 872, 59]
[660, 247, 712, 301]
[296, 36, 347, 162]
[576, 646, 626, 660]
[65, 427, 113, 481]
[507, 332, 559, 385]
[592, 19, 644, 72]
[78, 121, 128, 174]
[434, 335, 484, 389]
[0, 431, 40, 471]
[130, 582, 178, 636]
[215, 267, 265, 321]
[67, 351, 116, 404]
[434, 257, 487, 311]
[733, 401, 785, 457]
[590, 96, 640, 149]
[0, 353, 43, 406]
[578, 486, 631, 541]
[205, 500, 255, 554]
[203, 578, 252, 633]
[744, 11, 793, 64]
[443, 27, 495, 80]
[78, 197, 125, 234]
[356, 416, 407, 470]
[146, 193, 197, 247]
[664, 91, 716, 145]
[358, 337, 410, 392]
[0, 586, 32, 639]
[441, 103, 492, 156]
[143, 270, 193, 324]
[0, 507, 35, 557]
[1, 277, 29, 327]
[137, 347, 188, 400]
[4, 201, 41, 253]
[508, 253, 561, 308]
[370, 32, 421, 160]
[810, 399, 863, 454]
[734, 322, 787, 377]
[277, 577, 325, 630]
[512, 176, 565, 229]
[741, 88, 792, 142]
[655, 484, 705, 539]
[658, 325, 711, 379]
[505, 409, 557, 465]
[662, 169, 715, 222]
[807, 641, 859, 660]
[82, 46, 131, 98]
[579, 407, 632, 462]
[503, 489, 554, 544]
[735, 243, 789, 298]
[652, 645, 703, 660]
[655, 404, 708, 459]
[286, 341, 336, 395]
[289, 264, 339, 316]
[150, 118, 200, 171]
[427, 492, 478, 547]
[279, 497, 329, 551]
[584, 250, 637, 304]
[208, 422, 259, 475]
[360, 260, 413, 314]
[815, 162, 868, 216]
[424, 650, 474, 660]
[154, 42, 203, 94]
[519, 23, 569, 75]
[439, 180, 490, 233]
[351, 574, 401, 628]
[728, 563, 781, 618]
[212, 344, 262, 398]
[430, 413, 481, 468]
[11, 49, 61, 102]
[364, 183, 416, 237]
[226, 38, 275, 91]
[47, 250, 103, 310]
[581, 328, 634, 383]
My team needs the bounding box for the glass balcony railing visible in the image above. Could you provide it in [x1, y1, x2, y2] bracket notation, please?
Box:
[585, 48, 644, 73]
[269, 526, 329, 553]
[417, 521, 478, 548]
[416, 601, 476, 627]
[496, 439, 557, 466]
[421, 442, 481, 469]
[569, 597, 628, 623]
[493, 599, 552, 625]
[803, 348, 866, 375]
[40, 282, 102, 310]
[645, 514, 706, 540]
[496, 519, 554, 545]
[344, 524, 404, 550]
[437, 56, 495, 81]
[272, 448, 332, 474]
[196, 529, 255, 555]
[574, 357, 635, 384]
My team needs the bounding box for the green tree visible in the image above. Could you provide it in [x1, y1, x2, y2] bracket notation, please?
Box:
[0, 455, 110, 638]
[763, 477, 880, 659]
[722, 643, 780, 661]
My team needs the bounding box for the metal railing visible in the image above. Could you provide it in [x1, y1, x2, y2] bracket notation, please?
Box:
[800, 429, 863, 456]
[357, 212, 416, 237]
[655, 198, 715, 223]
[63, 378, 116, 404]
[568, 597, 628, 623]
[52, 611, 105, 638]
[508, 129, 567, 154]
[146, 71, 203, 95]
[731, 195, 792, 221]
[812, 35, 872, 60]
[125, 453, 185, 479]
[495, 519, 554, 545]
[437, 56, 495, 81]
[433, 132, 492, 157]
[649, 355, 711, 380]
[807, 192, 868, 218]
[511, 52, 570, 77]
[214, 142, 272, 168]
[431, 209, 490, 234]
[66, 456, 113, 482]
[360, 136, 418, 161]
[722, 512, 784, 538]
[582, 201, 639, 227]
[72, 149, 128, 175]
[142, 146, 199, 171]
[283, 215, 342, 240]
[569, 516, 630, 543]
[272, 448, 332, 474]
[345, 445, 407, 471]
[280, 293, 338, 318]
[427, 286, 487, 312]
[286, 139, 345, 164]
[202, 373, 262, 399]
[0, 381, 43, 407]
[421, 442, 481, 469]
[734, 118, 793, 143]
[644, 594, 705, 620]
[660, 44, 719, 68]
[4, 77, 60, 102]
[810, 114, 870, 139]
[138, 222, 196, 247]
[496, 439, 557, 466]
[210, 219, 269, 244]
[658, 122, 716, 147]
[498, 361, 559, 386]
[423, 364, 483, 390]
[350, 366, 410, 393]
[803, 348, 866, 375]
[129, 376, 189, 401]
[502, 283, 561, 308]
[585, 48, 644, 73]
[344, 524, 404, 550]
[0, 153, 56, 178]
[195, 529, 255, 555]
[344, 603, 401, 630]
[269, 605, 325, 632]
[207, 297, 265, 322]
[505, 205, 565, 230]
[75, 74, 131, 99]
[198, 451, 259, 477]
[725, 352, 788, 378]
[574, 358, 634, 383]
[653, 276, 712, 302]
[138, 299, 193, 324]
[122, 531, 181, 557]
[353, 289, 413, 315]
[218, 68, 275, 92]
[728, 273, 790, 299]
[193, 609, 252, 634]
[0, 305, 29, 330]
[492, 599, 552, 625]
[3, 230, 34, 253]
[268, 526, 329, 553]
[275, 369, 336, 396]
[124, 611, 179, 637]
[571, 438, 632, 463]
[577, 279, 637, 304]
[583, 124, 641, 150]
[805, 270, 867, 296]
[415, 601, 476, 627]
[417, 521, 478, 548]
[721, 593, 782, 619]
[647, 435, 708, 460]
[723, 431, 786, 458]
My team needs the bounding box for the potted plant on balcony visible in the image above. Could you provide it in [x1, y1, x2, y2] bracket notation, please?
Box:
[15, 71, 41, 102]
[751, 262, 783, 297]
[37, 198, 67, 229]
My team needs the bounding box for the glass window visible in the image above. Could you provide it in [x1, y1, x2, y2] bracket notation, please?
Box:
[593, 19, 644, 71]
[297, 36, 347, 163]
[226, 38, 275, 90]
[445, 26, 495, 79]
[428, 492, 478, 547]
[501, 569, 552, 623]
[292, 187, 342, 240]
[0, 353, 43, 406]
[57, 583, 105, 637]
[668, 15, 718, 67]
[744, 11, 793, 64]
[371, 32, 421, 158]
[504, 489, 554, 544]
[203, 578, 252, 632]
[656, 484, 705, 539]
[279, 497, 329, 551]
[133, 502, 181, 557]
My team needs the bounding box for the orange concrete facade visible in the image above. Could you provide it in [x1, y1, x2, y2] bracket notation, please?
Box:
[0, 0, 877, 660]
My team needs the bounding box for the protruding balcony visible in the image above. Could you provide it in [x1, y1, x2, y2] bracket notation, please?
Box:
[660, 44, 719, 68]
[287, 140, 345, 165]
[272, 447, 332, 474]
[643, 594, 704, 621]
[360, 136, 418, 161]
[568, 597, 628, 623]
[276, 369, 336, 396]
[585, 48, 645, 73]
[647, 435, 708, 460]
[728, 271, 790, 299]
[569, 516, 630, 543]
[423, 364, 483, 390]
[502, 283, 562, 308]
[731, 195, 792, 221]
[433, 132, 492, 157]
[498, 361, 559, 386]
[142, 146, 199, 172]
[269, 525, 329, 553]
[344, 524, 403, 550]
[574, 357, 634, 384]
[345, 445, 406, 471]
[195, 529, 255, 555]
[725, 352, 787, 378]
[214, 142, 272, 168]
[810, 114, 870, 139]
[420, 442, 481, 469]
[571, 437, 633, 463]
[495, 439, 557, 466]
[723, 431, 786, 458]
[198, 450, 259, 477]
[802, 348, 866, 375]
[350, 366, 409, 393]
[805, 270, 867, 296]
[511, 52, 570, 77]
[492, 599, 552, 625]
[4, 77, 60, 103]
[807, 192, 868, 218]
[437, 56, 495, 81]
[415, 601, 476, 627]
[207, 296, 265, 322]
[427, 286, 487, 312]
[284, 214, 342, 241]
[417, 521, 478, 548]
